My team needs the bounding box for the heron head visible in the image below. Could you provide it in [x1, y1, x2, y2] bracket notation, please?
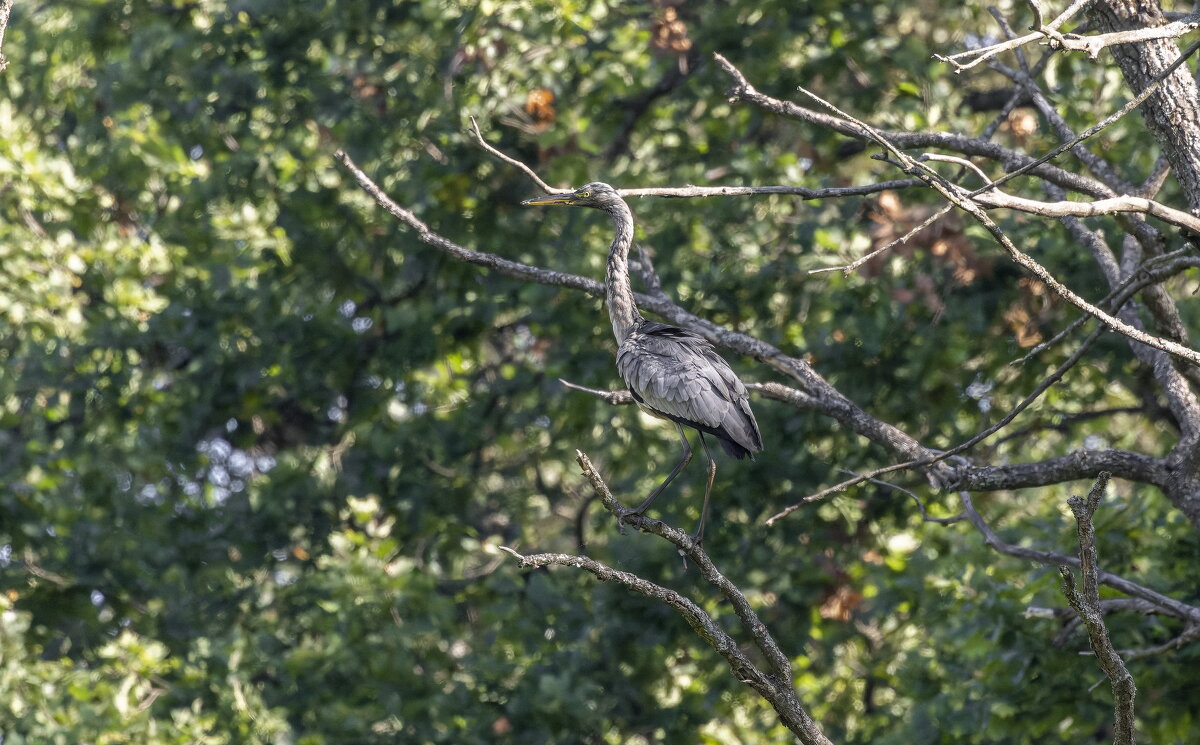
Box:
[521, 182, 622, 210]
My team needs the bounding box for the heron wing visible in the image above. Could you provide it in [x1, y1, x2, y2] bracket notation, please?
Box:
[616, 321, 763, 457]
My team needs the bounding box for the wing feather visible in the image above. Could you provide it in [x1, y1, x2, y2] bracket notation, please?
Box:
[616, 321, 763, 458]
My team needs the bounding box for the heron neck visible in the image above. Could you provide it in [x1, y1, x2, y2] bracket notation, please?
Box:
[604, 200, 642, 343]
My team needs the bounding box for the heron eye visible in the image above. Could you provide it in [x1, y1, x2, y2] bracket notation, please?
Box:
[579, 190, 591, 198]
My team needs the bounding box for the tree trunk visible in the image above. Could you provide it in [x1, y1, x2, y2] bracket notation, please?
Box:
[1089, 0, 1200, 213]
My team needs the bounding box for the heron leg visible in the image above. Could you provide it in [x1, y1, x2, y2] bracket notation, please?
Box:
[627, 423, 692, 516]
[694, 433, 718, 545]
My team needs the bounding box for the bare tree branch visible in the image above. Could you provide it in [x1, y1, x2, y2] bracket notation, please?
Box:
[468, 116, 561, 195]
[933, 0, 1094, 71]
[714, 53, 1114, 199]
[957, 490, 1200, 623]
[790, 82, 1200, 367]
[536, 451, 838, 745]
[617, 180, 924, 200]
[973, 188, 1200, 233]
[498, 546, 782, 720]
[1058, 473, 1137, 745]
[1119, 624, 1200, 661]
[957, 448, 1166, 491]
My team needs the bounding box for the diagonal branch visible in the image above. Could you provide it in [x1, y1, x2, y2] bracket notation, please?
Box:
[498, 547, 779, 715]
[788, 82, 1200, 367]
[714, 53, 1114, 200]
[468, 117, 561, 195]
[499, 451, 837, 745]
[574, 451, 796, 685]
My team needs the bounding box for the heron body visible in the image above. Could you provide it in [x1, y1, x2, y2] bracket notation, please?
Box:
[523, 182, 762, 542]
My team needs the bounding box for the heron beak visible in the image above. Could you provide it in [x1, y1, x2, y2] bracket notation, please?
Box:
[521, 192, 574, 206]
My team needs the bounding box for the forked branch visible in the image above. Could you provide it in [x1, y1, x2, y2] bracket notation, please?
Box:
[499, 452, 834, 745]
[1059, 473, 1137, 745]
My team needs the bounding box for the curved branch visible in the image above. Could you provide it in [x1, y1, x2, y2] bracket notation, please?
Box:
[500, 452, 836, 745]
[499, 548, 777, 697]
[574, 451, 796, 685]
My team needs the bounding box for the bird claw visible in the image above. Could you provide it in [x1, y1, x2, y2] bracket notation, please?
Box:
[614, 506, 640, 535]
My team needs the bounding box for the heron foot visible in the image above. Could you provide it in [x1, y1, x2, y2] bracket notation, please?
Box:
[614, 505, 643, 535]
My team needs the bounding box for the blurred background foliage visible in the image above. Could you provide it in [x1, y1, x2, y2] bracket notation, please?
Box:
[2, 1, 1198, 743]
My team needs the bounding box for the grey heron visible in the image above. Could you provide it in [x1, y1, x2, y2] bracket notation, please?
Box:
[523, 183, 763, 543]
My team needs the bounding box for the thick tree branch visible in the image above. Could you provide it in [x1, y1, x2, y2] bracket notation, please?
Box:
[957, 448, 1165, 491]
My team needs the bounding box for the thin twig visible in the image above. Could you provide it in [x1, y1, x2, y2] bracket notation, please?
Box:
[809, 203, 953, 276]
[835, 469, 964, 524]
[468, 116, 561, 195]
[558, 379, 636, 405]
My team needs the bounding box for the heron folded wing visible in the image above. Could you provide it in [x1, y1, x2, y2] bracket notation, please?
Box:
[616, 322, 762, 455]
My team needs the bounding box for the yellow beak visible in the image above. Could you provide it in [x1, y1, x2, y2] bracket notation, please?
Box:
[521, 192, 575, 206]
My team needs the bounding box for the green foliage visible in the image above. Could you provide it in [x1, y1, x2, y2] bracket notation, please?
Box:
[2, 1, 1196, 743]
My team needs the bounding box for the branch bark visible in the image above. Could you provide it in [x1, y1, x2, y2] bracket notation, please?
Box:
[0, 0, 13, 73]
[1058, 473, 1138, 745]
[1090, 0, 1200, 213]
